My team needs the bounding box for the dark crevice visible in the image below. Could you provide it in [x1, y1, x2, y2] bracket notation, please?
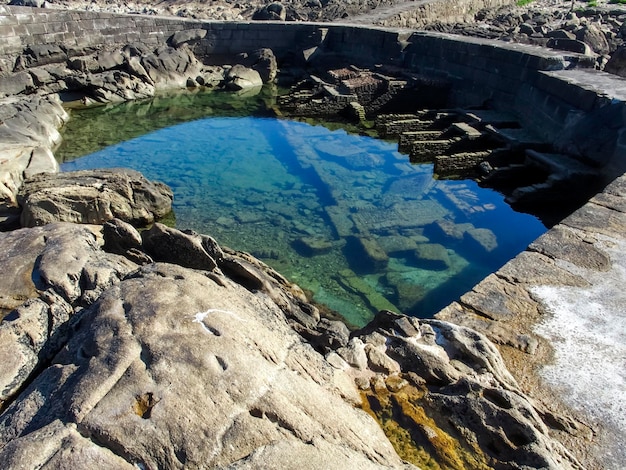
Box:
[75, 422, 143, 467]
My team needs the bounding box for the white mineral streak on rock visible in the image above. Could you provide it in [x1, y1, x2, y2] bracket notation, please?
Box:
[193, 308, 246, 334]
[532, 235, 626, 467]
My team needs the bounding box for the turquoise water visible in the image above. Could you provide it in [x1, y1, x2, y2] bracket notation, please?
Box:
[57, 96, 546, 327]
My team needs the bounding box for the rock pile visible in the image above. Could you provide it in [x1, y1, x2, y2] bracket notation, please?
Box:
[2, 41, 277, 101]
[421, 3, 626, 72]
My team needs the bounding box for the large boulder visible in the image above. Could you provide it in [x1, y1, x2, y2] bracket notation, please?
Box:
[224, 64, 263, 91]
[0, 256, 413, 469]
[605, 46, 626, 77]
[237, 48, 278, 83]
[18, 169, 173, 227]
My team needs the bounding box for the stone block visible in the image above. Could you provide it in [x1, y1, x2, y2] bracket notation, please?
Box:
[347, 236, 389, 271]
[412, 243, 450, 270]
[0, 24, 14, 36]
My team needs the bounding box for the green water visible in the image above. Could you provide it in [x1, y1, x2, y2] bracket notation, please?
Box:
[57, 90, 546, 327]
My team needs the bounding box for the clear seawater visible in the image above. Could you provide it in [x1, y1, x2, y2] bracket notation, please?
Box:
[56, 90, 546, 327]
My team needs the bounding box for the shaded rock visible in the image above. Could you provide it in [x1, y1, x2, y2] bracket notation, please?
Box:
[20, 44, 67, 69]
[8, 0, 45, 6]
[102, 218, 151, 265]
[605, 46, 626, 77]
[18, 169, 173, 227]
[169, 29, 208, 48]
[576, 24, 610, 55]
[141, 223, 218, 271]
[546, 38, 592, 55]
[224, 64, 263, 91]
[238, 48, 278, 83]
[253, 2, 287, 21]
[65, 70, 155, 103]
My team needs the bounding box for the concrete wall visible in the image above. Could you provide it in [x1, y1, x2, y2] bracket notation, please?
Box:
[0, 5, 624, 178]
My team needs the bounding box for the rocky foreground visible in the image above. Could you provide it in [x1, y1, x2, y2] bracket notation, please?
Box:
[0, 217, 579, 469]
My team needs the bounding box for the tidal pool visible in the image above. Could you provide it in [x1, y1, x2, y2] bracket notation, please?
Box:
[57, 91, 546, 327]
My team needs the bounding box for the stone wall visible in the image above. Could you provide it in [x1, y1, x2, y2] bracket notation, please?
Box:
[0, 5, 624, 176]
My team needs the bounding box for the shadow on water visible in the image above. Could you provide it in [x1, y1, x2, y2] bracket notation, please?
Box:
[56, 88, 547, 327]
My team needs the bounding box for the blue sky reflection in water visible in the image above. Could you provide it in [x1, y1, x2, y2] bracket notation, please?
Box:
[60, 116, 546, 327]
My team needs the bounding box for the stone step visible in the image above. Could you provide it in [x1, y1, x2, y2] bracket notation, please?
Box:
[497, 151, 600, 207]
[462, 109, 520, 128]
[524, 149, 598, 178]
[484, 125, 552, 151]
[398, 130, 442, 152]
[448, 122, 483, 140]
[381, 118, 433, 137]
[409, 139, 456, 162]
[434, 150, 493, 178]
[375, 113, 421, 125]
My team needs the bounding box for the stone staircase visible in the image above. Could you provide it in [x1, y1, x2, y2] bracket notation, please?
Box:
[377, 107, 602, 214]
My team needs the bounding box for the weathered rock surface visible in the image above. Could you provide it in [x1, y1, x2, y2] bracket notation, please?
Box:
[0, 95, 68, 213]
[18, 169, 173, 227]
[352, 310, 580, 469]
[0, 223, 414, 469]
[0, 223, 138, 409]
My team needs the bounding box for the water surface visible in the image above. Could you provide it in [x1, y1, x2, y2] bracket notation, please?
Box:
[57, 92, 545, 327]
